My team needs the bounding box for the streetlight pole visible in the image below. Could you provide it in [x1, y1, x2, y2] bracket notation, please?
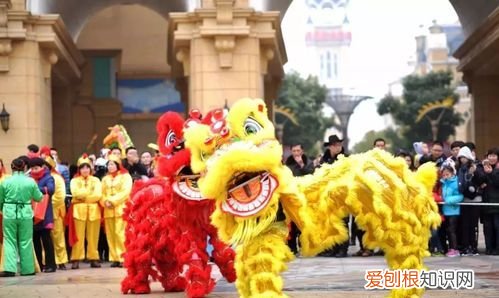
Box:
[325, 92, 371, 151]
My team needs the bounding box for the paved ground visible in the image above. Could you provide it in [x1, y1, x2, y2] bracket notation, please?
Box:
[2, 253, 499, 298]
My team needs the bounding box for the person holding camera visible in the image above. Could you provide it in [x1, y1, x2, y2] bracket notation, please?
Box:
[476, 148, 499, 255]
[456, 146, 481, 256]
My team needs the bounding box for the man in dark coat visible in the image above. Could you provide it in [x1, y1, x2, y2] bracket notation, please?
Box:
[474, 147, 499, 255]
[285, 144, 315, 177]
[317, 135, 349, 258]
[285, 144, 314, 255]
[122, 146, 148, 181]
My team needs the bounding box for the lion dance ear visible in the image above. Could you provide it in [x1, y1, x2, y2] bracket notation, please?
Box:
[156, 112, 185, 155]
[415, 162, 437, 193]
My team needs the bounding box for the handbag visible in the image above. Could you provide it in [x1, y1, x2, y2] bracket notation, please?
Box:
[32, 187, 49, 224]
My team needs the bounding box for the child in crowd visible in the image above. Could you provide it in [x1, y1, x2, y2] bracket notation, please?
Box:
[440, 164, 464, 257]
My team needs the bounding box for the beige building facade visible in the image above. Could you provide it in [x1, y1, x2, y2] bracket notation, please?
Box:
[1, 0, 499, 164]
[0, 0, 289, 164]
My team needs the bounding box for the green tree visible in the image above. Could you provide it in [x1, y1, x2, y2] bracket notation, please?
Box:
[378, 71, 462, 147]
[351, 128, 407, 154]
[276, 71, 330, 156]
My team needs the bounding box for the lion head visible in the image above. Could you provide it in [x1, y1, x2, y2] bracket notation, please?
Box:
[184, 98, 287, 243]
[155, 111, 204, 201]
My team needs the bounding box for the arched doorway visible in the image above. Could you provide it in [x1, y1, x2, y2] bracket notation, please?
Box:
[51, 4, 184, 160]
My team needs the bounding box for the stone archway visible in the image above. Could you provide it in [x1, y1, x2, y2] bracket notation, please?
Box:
[28, 0, 189, 38]
[53, 4, 176, 159]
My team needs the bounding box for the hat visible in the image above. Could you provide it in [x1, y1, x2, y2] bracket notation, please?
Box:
[77, 154, 92, 168]
[147, 143, 159, 152]
[29, 157, 45, 168]
[40, 145, 51, 157]
[324, 135, 343, 147]
[107, 154, 122, 168]
[94, 157, 108, 167]
[457, 146, 474, 161]
[44, 156, 56, 170]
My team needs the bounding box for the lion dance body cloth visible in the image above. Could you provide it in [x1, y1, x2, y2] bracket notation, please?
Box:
[184, 98, 441, 298]
[121, 112, 236, 297]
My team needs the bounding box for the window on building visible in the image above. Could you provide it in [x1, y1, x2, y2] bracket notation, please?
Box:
[326, 51, 332, 79]
[320, 54, 324, 79]
[333, 53, 338, 78]
[92, 57, 116, 98]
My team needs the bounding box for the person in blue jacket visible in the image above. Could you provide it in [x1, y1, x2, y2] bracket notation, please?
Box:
[29, 158, 57, 272]
[440, 164, 464, 257]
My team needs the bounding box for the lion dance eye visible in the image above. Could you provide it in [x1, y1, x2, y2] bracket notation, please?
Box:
[166, 130, 176, 146]
[200, 151, 209, 161]
[243, 117, 262, 135]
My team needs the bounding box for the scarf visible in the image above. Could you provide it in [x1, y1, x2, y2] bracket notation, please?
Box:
[30, 168, 45, 182]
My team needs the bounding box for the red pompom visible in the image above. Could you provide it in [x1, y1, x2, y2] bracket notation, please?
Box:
[189, 109, 202, 120]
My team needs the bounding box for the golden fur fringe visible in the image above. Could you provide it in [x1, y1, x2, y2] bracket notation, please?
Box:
[234, 222, 293, 298]
[298, 149, 440, 298]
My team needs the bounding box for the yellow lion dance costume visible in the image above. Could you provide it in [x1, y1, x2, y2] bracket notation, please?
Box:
[184, 98, 441, 298]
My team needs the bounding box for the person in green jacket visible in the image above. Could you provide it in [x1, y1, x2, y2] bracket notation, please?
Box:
[0, 158, 43, 277]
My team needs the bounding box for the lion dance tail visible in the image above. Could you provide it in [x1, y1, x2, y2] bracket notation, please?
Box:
[299, 149, 441, 298]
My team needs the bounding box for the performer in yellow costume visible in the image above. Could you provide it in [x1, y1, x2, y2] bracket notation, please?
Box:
[100, 154, 132, 268]
[69, 154, 102, 269]
[184, 98, 441, 298]
[43, 156, 68, 270]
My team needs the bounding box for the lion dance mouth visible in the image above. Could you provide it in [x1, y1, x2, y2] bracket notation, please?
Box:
[172, 166, 204, 201]
[222, 172, 279, 216]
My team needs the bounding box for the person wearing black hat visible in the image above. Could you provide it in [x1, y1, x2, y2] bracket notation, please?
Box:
[317, 135, 350, 258]
[319, 135, 345, 165]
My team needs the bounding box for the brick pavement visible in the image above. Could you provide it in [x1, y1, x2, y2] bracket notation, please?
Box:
[2, 255, 499, 297]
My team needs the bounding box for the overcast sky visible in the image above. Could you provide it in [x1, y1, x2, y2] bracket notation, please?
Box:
[281, 0, 459, 149]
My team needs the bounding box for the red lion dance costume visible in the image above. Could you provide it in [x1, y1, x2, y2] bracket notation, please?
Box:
[121, 111, 236, 297]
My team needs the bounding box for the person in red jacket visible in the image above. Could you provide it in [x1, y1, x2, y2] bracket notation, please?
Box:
[429, 177, 445, 256]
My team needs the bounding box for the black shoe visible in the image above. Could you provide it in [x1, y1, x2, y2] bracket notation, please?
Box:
[58, 264, 67, 270]
[461, 248, 473, 257]
[43, 267, 56, 273]
[90, 261, 101, 268]
[491, 250, 499, 256]
[71, 261, 79, 269]
[374, 250, 384, 256]
[20, 272, 35, 276]
[318, 251, 334, 257]
[335, 251, 348, 258]
[0, 271, 16, 277]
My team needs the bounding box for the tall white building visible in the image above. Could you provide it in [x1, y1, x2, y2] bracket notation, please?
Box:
[304, 0, 352, 95]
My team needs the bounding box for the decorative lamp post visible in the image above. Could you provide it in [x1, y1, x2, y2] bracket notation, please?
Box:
[0, 103, 10, 133]
[325, 92, 371, 150]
